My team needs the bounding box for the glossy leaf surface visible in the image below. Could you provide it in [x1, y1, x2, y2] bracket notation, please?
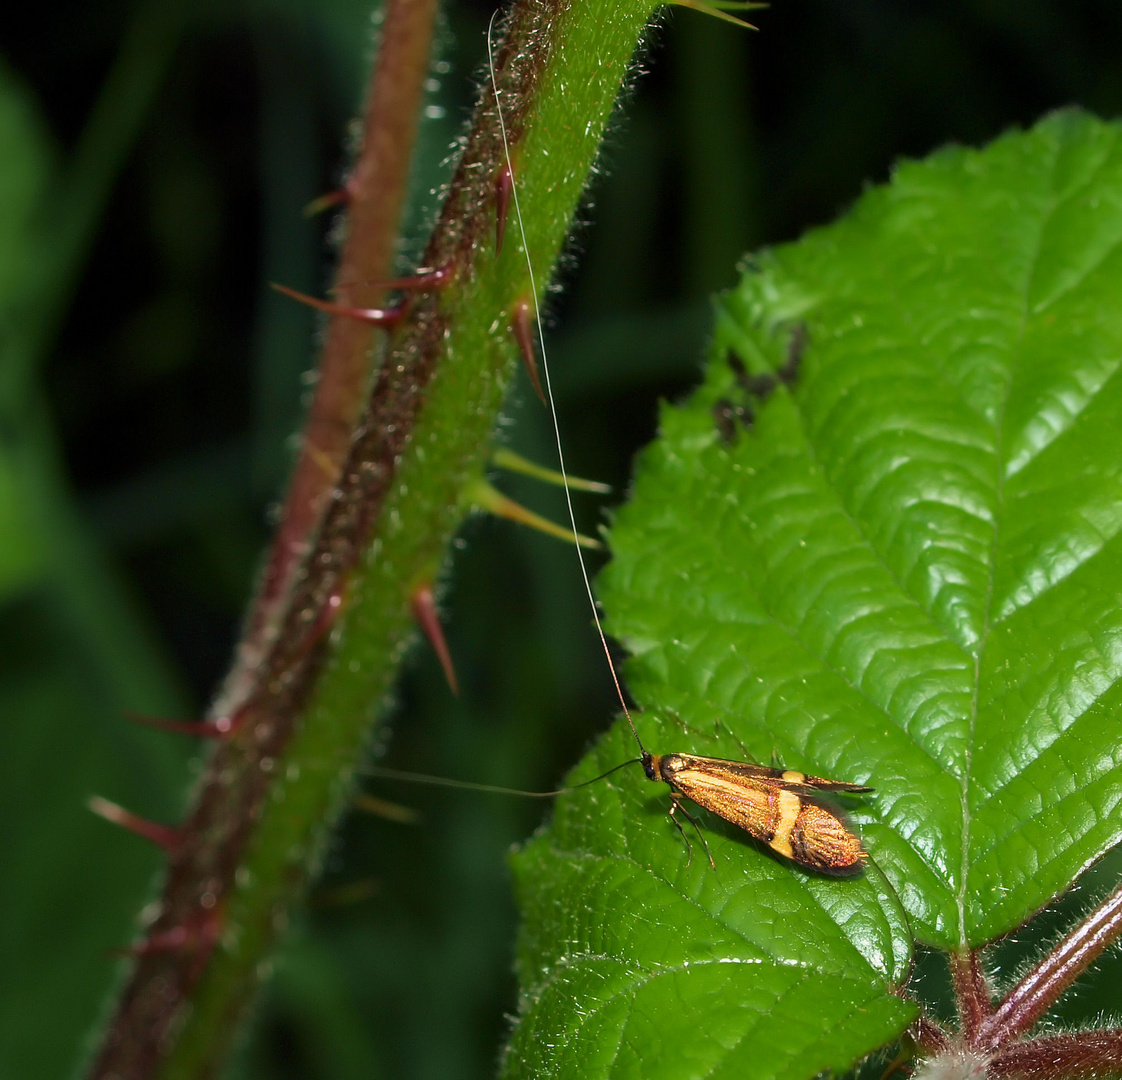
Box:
[508, 110, 1122, 1078]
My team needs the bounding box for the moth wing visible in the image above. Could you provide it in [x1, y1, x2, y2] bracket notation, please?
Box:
[686, 757, 872, 796]
[797, 776, 874, 795]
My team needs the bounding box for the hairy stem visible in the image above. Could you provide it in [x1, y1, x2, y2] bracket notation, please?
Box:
[222, 0, 440, 715]
[975, 882, 1122, 1053]
[85, 0, 661, 1076]
[988, 1030, 1122, 1080]
[950, 949, 993, 1047]
[909, 1014, 951, 1057]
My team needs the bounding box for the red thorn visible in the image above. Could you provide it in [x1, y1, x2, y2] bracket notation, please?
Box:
[88, 796, 181, 853]
[126, 710, 242, 740]
[271, 282, 405, 327]
[411, 583, 459, 696]
[335, 266, 454, 293]
[304, 174, 361, 217]
[379, 266, 453, 291]
[111, 908, 222, 977]
[495, 163, 513, 256]
[511, 299, 546, 405]
[303, 187, 350, 217]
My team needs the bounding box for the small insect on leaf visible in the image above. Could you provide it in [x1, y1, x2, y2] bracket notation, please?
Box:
[484, 12, 872, 882]
[643, 751, 872, 873]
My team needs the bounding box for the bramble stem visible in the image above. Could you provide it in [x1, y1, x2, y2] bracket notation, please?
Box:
[949, 949, 992, 1046]
[908, 1013, 951, 1057]
[85, 0, 662, 1075]
[988, 1030, 1122, 1080]
[221, 0, 440, 716]
[975, 882, 1122, 1053]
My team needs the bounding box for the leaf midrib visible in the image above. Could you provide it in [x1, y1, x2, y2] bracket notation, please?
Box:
[957, 137, 1066, 946]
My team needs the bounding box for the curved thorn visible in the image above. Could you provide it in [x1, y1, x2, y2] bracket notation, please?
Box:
[354, 793, 421, 825]
[311, 878, 381, 908]
[126, 710, 240, 739]
[335, 265, 454, 293]
[669, 0, 761, 27]
[303, 187, 350, 217]
[270, 282, 404, 327]
[511, 298, 546, 404]
[88, 797, 181, 852]
[411, 583, 459, 695]
[467, 478, 602, 550]
[491, 447, 612, 494]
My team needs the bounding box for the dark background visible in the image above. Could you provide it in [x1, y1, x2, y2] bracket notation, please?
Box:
[3, 1, 1122, 1078]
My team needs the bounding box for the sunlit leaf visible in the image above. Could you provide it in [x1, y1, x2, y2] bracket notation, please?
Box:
[507, 109, 1122, 1077]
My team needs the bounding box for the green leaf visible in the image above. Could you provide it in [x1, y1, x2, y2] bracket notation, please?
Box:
[506, 730, 915, 1080]
[507, 108, 1122, 1075]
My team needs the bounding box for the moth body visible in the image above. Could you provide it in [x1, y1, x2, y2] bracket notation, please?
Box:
[642, 751, 869, 874]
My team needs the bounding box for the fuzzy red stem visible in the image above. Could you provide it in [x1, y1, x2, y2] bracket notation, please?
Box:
[951, 949, 993, 1047]
[988, 1030, 1122, 1080]
[909, 1013, 952, 1057]
[222, 0, 440, 715]
[976, 882, 1122, 1053]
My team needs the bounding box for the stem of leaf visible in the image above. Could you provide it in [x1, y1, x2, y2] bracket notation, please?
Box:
[988, 1030, 1122, 1080]
[223, 0, 441, 715]
[950, 949, 993, 1045]
[83, 0, 663, 1073]
[908, 1013, 951, 1056]
[975, 882, 1122, 1053]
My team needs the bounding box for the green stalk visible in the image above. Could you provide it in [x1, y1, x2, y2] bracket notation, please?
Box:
[86, 0, 662, 1075]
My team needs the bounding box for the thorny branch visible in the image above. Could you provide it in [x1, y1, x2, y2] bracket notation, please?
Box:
[86, 0, 581, 1074]
[220, 0, 439, 716]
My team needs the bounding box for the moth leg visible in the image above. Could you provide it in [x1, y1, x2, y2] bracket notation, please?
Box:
[668, 794, 716, 870]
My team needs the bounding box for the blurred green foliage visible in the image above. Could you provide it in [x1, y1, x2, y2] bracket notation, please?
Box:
[4, 2, 1122, 1079]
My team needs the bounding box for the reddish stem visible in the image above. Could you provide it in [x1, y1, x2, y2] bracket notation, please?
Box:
[222, 0, 441, 715]
[909, 1013, 951, 1057]
[976, 882, 1122, 1053]
[950, 949, 993, 1046]
[988, 1030, 1122, 1080]
[87, 0, 570, 1072]
[88, 797, 181, 853]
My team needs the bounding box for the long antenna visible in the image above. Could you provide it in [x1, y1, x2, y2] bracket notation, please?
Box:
[365, 757, 642, 797]
[487, 12, 646, 758]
